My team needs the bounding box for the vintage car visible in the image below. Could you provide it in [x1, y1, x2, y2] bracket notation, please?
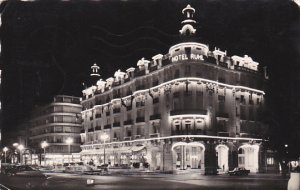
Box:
[1, 165, 50, 189]
[227, 167, 250, 176]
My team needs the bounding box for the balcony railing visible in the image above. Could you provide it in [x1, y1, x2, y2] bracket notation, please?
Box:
[170, 109, 207, 116]
[124, 120, 133, 125]
[136, 117, 145, 123]
[150, 114, 161, 120]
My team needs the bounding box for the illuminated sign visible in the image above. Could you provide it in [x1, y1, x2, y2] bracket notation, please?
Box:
[171, 54, 204, 62]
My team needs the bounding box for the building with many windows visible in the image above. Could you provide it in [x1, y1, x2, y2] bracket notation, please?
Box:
[80, 5, 270, 174]
[29, 95, 82, 165]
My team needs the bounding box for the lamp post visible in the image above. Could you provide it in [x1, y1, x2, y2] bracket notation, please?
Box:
[41, 141, 49, 166]
[17, 145, 24, 165]
[3, 147, 8, 164]
[66, 137, 74, 165]
[12, 143, 19, 164]
[100, 133, 109, 165]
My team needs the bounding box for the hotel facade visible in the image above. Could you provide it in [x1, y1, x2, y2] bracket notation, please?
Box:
[80, 5, 272, 174]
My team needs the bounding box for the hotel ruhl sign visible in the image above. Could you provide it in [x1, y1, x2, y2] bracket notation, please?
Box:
[171, 53, 204, 62]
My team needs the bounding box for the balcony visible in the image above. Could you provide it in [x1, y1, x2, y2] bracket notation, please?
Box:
[170, 109, 207, 116]
[124, 120, 133, 125]
[136, 117, 145, 123]
[113, 122, 120, 127]
[80, 129, 85, 133]
[216, 112, 229, 118]
[104, 124, 111, 129]
[88, 128, 94, 132]
[150, 114, 161, 120]
[95, 114, 101, 118]
[106, 112, 111, 116]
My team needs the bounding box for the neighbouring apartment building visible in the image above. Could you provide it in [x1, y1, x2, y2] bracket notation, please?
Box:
[80, 5, 275, 174]
[29, 95, 82, 165]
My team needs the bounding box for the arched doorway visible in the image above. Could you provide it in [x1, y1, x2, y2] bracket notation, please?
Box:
[215, 145, 229, 172]
[238, 144, 259, 173]
[172, 142, 205, 170]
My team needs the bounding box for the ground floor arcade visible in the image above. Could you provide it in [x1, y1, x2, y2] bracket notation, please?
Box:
[80, 136, 272, 174]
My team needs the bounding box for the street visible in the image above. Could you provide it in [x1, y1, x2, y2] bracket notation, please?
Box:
[0, 172, 288, 190]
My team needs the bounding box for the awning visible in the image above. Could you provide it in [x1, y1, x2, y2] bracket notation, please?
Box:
[131, 145, 146, 152]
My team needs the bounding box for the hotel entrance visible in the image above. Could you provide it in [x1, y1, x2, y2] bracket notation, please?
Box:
[172, 142, 205, 170]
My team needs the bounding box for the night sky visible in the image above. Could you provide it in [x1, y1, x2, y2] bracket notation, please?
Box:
[1, 0, 300, 158]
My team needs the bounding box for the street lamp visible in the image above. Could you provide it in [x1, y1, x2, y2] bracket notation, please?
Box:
[3, 147, 8, 164]
[41, 141, 49, 166]
[66, 137, 74, 164]
[17, 144, 24, 165]
[100, 133, 109, 165]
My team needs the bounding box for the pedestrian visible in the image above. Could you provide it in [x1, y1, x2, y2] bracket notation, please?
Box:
[223, 164, 225, 171]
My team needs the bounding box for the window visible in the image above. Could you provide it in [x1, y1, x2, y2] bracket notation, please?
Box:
[174, 69, 180, 78]
[55, 126, 63, 132]
[64, 126, 72, 133]
[267, 157, 274, 165]
[185, 65, 191, 76]
[240, 95, 245, 104]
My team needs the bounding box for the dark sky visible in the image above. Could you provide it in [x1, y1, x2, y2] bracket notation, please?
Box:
[1, 0, 300, 157]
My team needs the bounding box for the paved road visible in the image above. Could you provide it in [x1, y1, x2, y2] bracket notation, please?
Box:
[0, 172, 289, 190]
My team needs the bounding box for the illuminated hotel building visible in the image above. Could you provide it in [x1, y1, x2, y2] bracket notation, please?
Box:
[29, 95, 82, 165]
[80, 5, 269, 174]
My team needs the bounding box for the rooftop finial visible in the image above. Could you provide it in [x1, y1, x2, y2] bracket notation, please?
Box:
[179, 4, 196, 36]
[90, 63, 100, 77]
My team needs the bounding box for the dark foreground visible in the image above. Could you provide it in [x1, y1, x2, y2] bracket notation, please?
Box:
[0, 172, 288, 190]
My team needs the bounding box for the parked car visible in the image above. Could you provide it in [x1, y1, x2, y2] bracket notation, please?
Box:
[228, 167, 250, 176]
[1, 165, 50, 189]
